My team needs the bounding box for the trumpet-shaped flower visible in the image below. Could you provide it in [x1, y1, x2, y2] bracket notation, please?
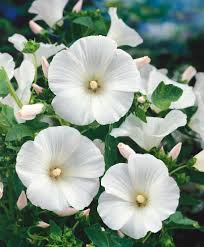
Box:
[139, 64, 196, 110]
[48, 35, 142, 125]
[9, 34, 65, 66]
[0, 53, 15, 79]
[107, 8, 143, 47]
[189, 73, 204, 146]
[16, 126, 105, 211]
[98, 153, 179, 239]
[111, 110, 187, 151]
[28, 0, 69, 28]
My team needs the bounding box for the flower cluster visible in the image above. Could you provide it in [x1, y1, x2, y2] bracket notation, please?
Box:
[0, 0, 204, 246]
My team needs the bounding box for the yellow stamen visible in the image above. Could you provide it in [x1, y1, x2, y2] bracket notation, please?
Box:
[50, 167, 62, 178]
[136, 194, 147, 206]
[89, 80, 98, 91]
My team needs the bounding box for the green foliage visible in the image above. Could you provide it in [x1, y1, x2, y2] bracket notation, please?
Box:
[22, 40, 40, 53]
[151, 82, 183, 111]
[85, 224, 133, 247]
[0, 67, 10, 97]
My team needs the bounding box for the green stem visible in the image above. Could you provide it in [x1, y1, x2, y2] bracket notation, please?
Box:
[72, 221, 79, 231]
[142, 232, 152, 244]
[170, 164, 188, 175]
[5, 73, 23, 108]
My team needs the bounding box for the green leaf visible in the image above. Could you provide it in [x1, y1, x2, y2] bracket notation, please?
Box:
[151, 81, 183, 111]
[165, 211, 200, 230]
[0, 67, 9, 96]
[73, 17, 94, 29]
[0, 104, 16, 131]
[49, 221, 62, 241]
[6, 124, 34, 141]
[22, 40, 40, 53]
[85, 224, 133, 247]
[135, 106, 147, 123]
[104, 135, 118, 169]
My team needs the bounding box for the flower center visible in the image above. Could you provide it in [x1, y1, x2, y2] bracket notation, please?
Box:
[50, 167, 62, 179]
[89, 80, 99, 92]
[135, 194, 147, 207]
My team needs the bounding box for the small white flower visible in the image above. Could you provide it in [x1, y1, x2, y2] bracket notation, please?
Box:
[8, 34, 65, 66]
[189, 73, 204, 145]
[107, 8, 143, 47]
[194, 150, 204, 172]
[48, 35, 142, 125]
[16, 126, 105, 211]
[140, 64, 196, 109]
[1, 60, 35, 122]
[111, 110, 187, 151]
[17, 190, 28, 210]
[16, 103, 44, 121]
[28, 0, 69, 28]
[0, 53, 15, 79]
[98, 153, 179, 239]
[0, 182, 3, 199]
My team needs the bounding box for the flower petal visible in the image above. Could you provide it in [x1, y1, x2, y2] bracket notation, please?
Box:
[0, 53, 15, 79]
[101, 163, 135, 201]
[107, 8, 143, 47]
[97, 192, 135, 230]
[8, 34, 27, 52]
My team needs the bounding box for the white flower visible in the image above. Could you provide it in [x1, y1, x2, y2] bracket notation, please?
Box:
[48, 35, 142, 125]
[107, 8, 143, 47]
[28, 0, 69, 28]
[98, 153, 179, 239]
[1, 60, 35, 122]
[16, 103, 44, 121]
[93, 139, 105, 155]
[16, 126, 105, 211]
[0, 53, 15, 79]
[189, 73, 204, 145]
[8, 34, 65, 66]
[140, 64, 196, 109]
[111, 110, 187, 151]
[194, 150, 204, 172]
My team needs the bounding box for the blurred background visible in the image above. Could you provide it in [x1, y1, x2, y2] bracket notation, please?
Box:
[1, 0, 204, 72]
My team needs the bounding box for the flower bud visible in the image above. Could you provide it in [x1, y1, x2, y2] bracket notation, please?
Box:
[37, 221, 50, 228]
[41, 56, 49, 78]
[32, 83, 44, 94]
[181, 66, 197, 82]
[0, 182, 3, 199]
[82, 208, 90, 218]
[72, 0, 83, 13]
[117, 230, 125, 238]
[135, 56, 151, 69]
[17, 191, 28, 210]
[55, 207, 79, 217]
[168, 142, 182, 160]
[137, 96, 146, 104]
[29, 20, 44, 34]
[194, 150, 204, 172]
[16, 103, 44, 121]
[118, 143, 135, 159]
